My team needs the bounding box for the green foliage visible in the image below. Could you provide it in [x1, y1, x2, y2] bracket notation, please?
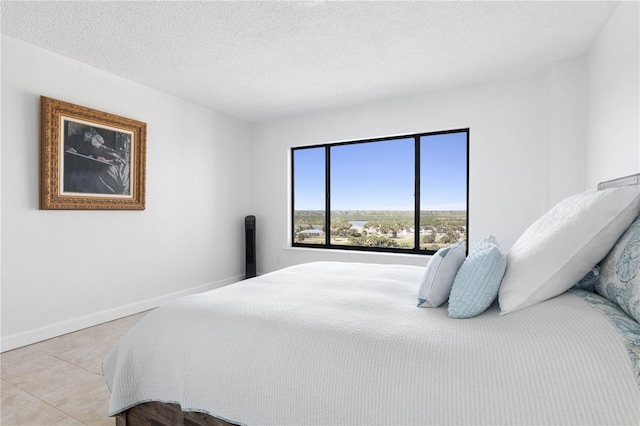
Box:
[348, 235, 399, 248]
[293, 211, 325, 228]
[422, 233, 436, 244]
[293, 210, 467, 250]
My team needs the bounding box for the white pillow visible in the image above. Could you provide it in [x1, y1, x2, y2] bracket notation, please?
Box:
[417, 242, 466, 308]
[499, 186, 640, 315]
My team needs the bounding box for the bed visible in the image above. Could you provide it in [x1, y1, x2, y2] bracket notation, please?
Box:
[104, 174, 640, 425]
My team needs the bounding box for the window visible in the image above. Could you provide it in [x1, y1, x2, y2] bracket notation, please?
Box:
[292, 129, 468, 255]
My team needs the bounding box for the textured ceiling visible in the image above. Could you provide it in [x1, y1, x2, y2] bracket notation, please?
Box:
[1, 1, 618, 122]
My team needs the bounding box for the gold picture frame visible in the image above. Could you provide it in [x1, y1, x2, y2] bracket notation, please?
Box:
[40, 96, 146, 210]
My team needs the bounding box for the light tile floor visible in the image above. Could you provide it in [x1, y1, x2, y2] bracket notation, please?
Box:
[1, 311, 150, 426]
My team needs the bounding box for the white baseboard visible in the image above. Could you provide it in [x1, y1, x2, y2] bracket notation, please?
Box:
[1, 274, 244, 353]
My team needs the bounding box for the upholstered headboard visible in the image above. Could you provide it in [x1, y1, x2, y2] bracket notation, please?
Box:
[598, 173, 640, 190]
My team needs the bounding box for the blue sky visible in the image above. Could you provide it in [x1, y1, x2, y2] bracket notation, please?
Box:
[294, 132, 467, 211]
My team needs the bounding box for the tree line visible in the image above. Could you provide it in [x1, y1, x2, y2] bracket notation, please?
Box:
[294, 210, 466, 248]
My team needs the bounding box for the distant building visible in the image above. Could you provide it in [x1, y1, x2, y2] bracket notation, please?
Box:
[300, 229, 324, 237]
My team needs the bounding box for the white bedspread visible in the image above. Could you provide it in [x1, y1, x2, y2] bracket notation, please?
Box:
[103, 261, 640, 425]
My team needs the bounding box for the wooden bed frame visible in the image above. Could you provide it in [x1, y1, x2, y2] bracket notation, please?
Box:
[113, 173, 640, 425]
[115, 401, 235, 426]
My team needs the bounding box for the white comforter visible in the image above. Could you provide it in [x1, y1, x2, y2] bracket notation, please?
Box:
[103, 262, 640, 425]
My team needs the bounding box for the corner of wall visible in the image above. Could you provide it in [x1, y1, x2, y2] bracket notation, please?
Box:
[585, 1, 640, 188]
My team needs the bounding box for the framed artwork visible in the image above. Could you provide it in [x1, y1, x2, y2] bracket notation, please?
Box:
[40, 96, 146, 210]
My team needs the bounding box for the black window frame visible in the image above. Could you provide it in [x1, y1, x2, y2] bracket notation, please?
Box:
[291, 128, 469, 255]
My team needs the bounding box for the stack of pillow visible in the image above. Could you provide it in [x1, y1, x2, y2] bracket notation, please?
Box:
[418, 185, 640, 319]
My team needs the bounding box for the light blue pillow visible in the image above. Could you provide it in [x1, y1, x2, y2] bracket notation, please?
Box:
[596, 216, 640, 323]
[417, 242, 466, 308]
[448, 235, 506, 319]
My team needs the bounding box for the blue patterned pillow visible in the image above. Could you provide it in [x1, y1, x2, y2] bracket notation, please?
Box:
[448, 235, 507, 319]
[596, 216, 640, 323]
[417, 242, 466, 308]
[573, 266, 600, 293]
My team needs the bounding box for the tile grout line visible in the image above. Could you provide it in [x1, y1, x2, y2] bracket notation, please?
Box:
[3, 348, 104, 426]
[3, 375, 84, 424]
[2, 313, 147, 425]
[45, 351, 106, 377]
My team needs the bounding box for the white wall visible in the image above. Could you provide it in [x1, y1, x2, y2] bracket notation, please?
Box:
[586, 1, 639, 188]
[1, 35, 252, 351]
[250, 61, 588, 275]
[547, 57, 588, 205]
